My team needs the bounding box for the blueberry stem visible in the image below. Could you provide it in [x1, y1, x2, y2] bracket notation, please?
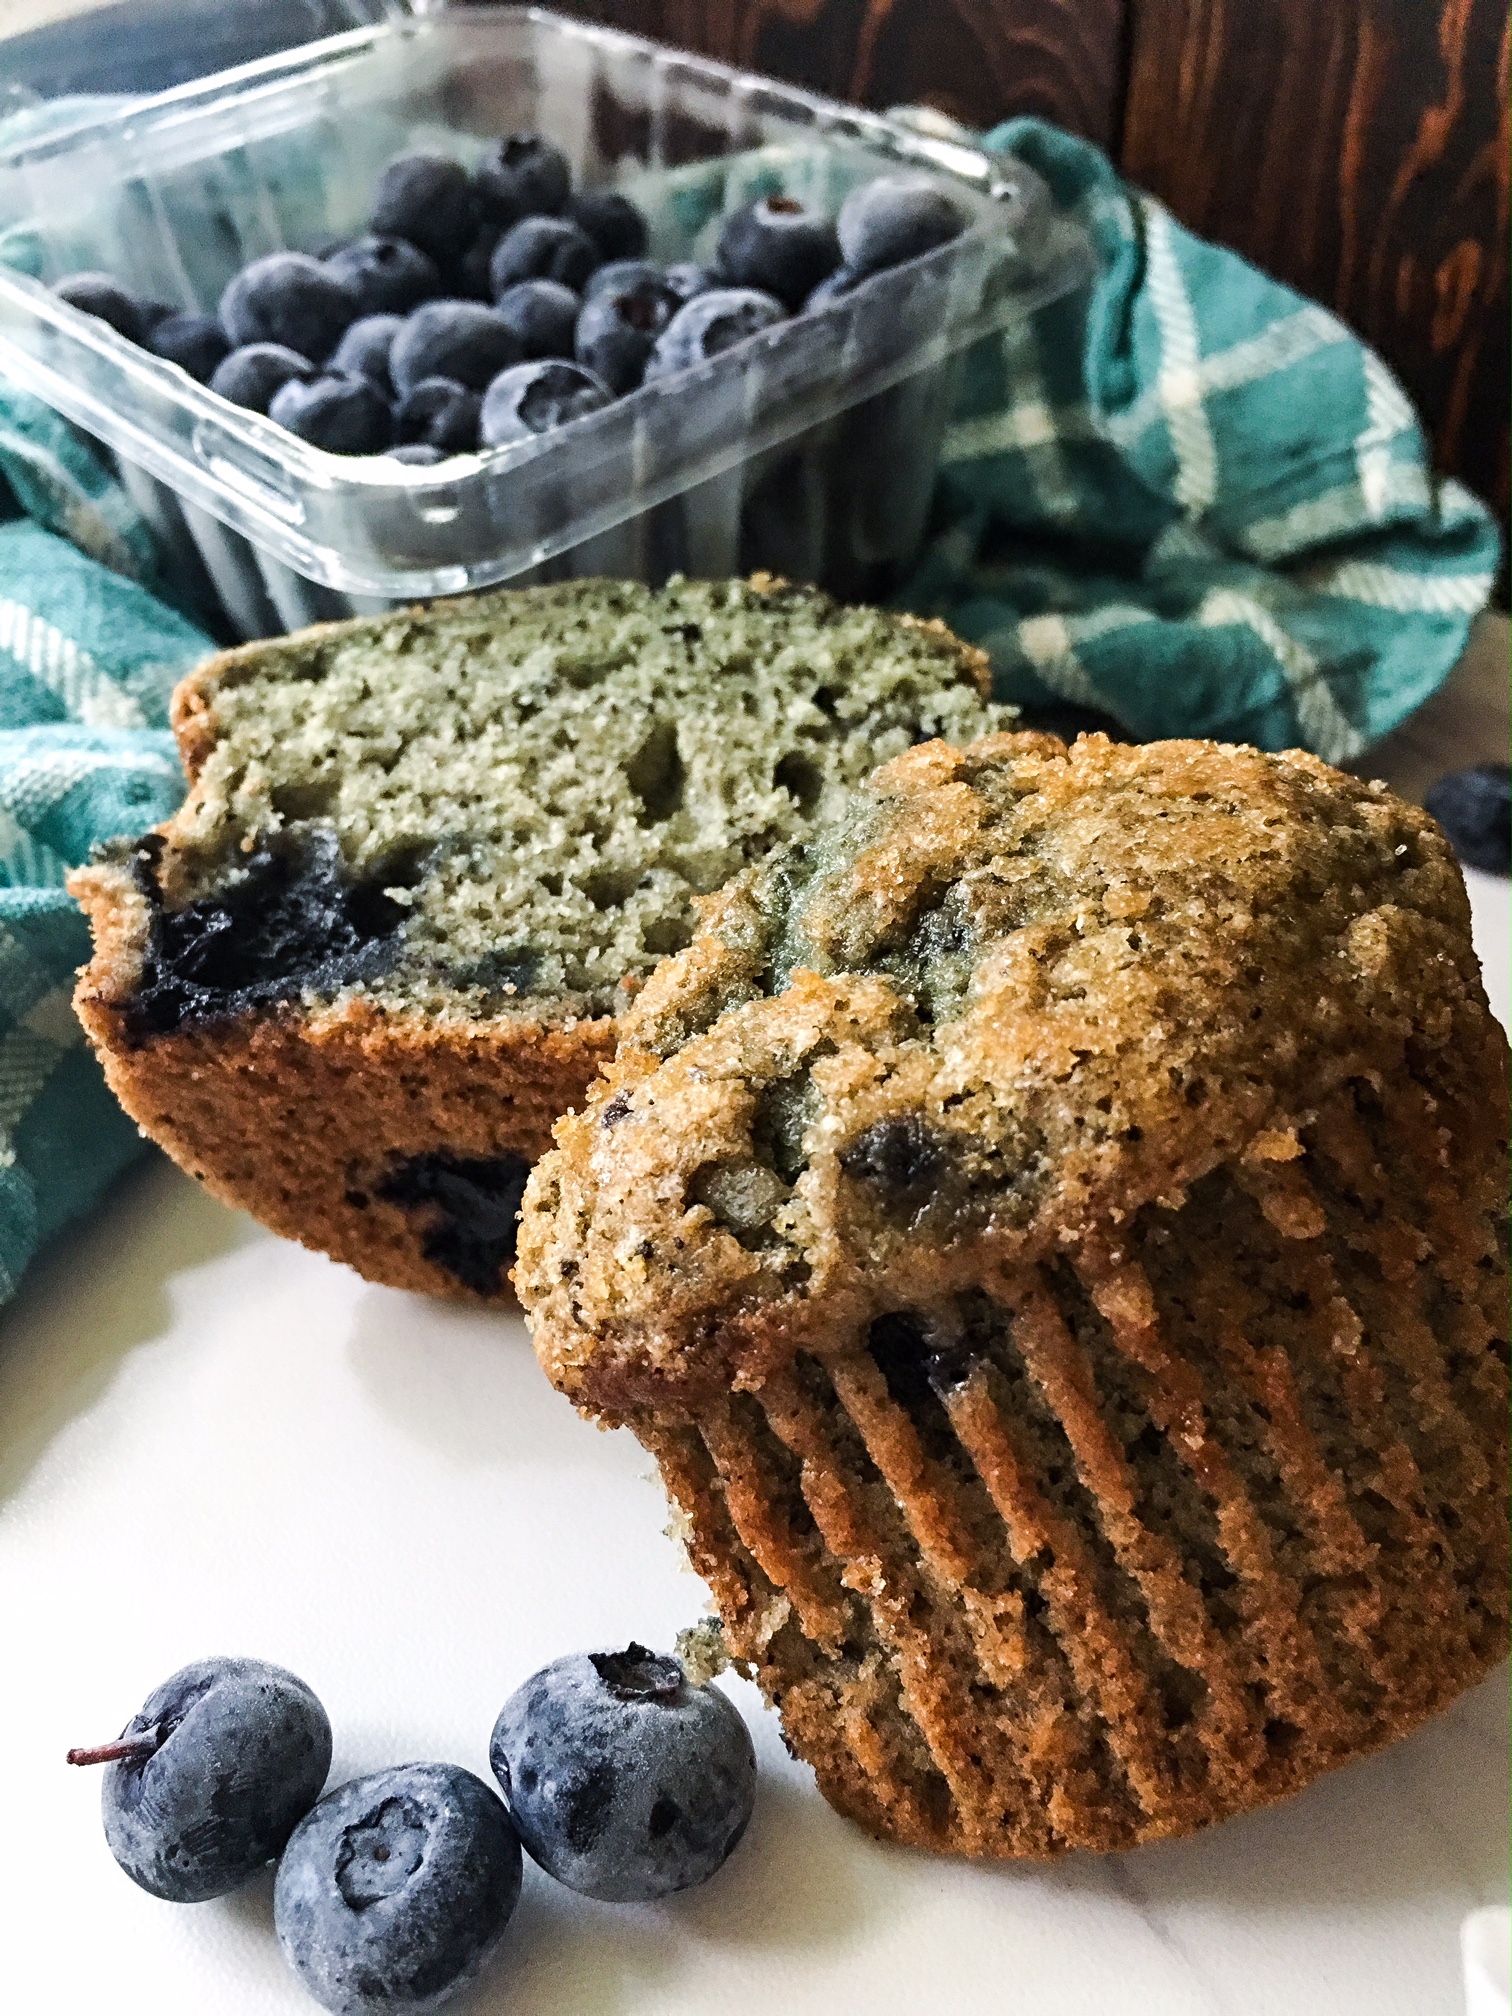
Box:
[67, 1735, 159, 1767]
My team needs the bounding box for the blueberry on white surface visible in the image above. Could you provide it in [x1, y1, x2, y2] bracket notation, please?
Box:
[70, 1655, 331, 1902]
[493, 278, 580, 360]
[569, 189, 648, 262]
[274, 1763, 522, 2016]
[835, 173, 965, 278]
[475, 133, 572, 225]
[574, 277, 678, 395]
[51, 270, 152, 344]
[715, 194, 840, 309]
[147, 310, 231, 381]
[479, 359, 613, 446]
[489, 215, 600, 296]
[389, 300, 522, 396]
[269, 374, 393, 454]
[644, 286, 786, 380]
[394, 375, 482, 454]
[209, 341, 316, 413]
[490, 1644, 756, 1902]
[325, 235, 440, 319]
[1425, 763, 1511, 875]
[369, 154, 477, 270]
[330, 314, 403, 395]
[220, 252, 356, 363]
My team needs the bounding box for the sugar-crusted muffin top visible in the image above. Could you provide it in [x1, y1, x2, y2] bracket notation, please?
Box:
[133, 576, 1004, 1030]
[517, 730, 1492, 1411]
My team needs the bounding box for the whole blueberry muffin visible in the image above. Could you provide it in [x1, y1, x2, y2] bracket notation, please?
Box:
[69, 577, 1005, 1298]
[516, 731, 1511, 1857]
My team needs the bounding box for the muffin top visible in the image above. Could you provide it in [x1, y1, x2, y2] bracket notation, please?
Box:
[517, 730, 1495, 1411]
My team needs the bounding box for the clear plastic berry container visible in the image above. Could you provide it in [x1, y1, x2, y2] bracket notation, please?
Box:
[0, 5, 1089, 640]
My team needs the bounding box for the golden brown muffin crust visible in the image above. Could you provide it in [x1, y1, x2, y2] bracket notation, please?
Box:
[521, 731, 1495, 1402]
[70, 856, 612, 1296]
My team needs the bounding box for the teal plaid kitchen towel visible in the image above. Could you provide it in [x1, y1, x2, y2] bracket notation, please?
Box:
[0, 111, 1499, 1308]
[0, 99, 215, 1303]
[0, 485, 208, 1303]
[901, 118, 1500, 758]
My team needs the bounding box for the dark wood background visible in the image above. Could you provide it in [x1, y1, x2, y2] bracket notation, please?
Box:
[557, 0, 1510, 529]
[551, 0, 1130, 141]
[1122, 0, 1509, 530]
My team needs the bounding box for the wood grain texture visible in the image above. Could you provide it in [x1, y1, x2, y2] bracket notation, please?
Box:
[552, 0, 1128, 145]
[1122, 0, 1510, 519]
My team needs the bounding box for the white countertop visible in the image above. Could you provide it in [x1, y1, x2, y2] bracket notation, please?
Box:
[0, 631, 1507, 2016]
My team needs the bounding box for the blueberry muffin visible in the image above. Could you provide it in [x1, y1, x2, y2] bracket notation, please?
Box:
[69, 577, 1005, 1298]
[516, 731, 1511, 1857]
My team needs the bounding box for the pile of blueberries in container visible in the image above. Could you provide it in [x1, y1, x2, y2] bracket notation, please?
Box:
[71, 1645, 756, 2013]
[51, 135, 965, 462]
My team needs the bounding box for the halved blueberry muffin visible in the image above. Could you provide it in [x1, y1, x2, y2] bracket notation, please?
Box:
[70, 576, 1006, 1297]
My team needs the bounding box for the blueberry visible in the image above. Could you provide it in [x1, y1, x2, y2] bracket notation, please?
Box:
[51, 271, 151, 344]
[377, 1151, 531, 1294]
[479, 360, 613, 447]
[803, 265, 860, 312]
[209, 341, 316, 413]
[329, 313, 403, 395]
[275, 1764, 521, 2016]
[386, 442, 445, 466]
[494, 278, 580, 360]
[569, 189, 648, 262]
[840, 1113, 948, 1198]
[369, 153, 477, 269]
[644, 287, 786, 381]
[583, 258, 664, 301]
[324, 235, 440, 318]
[1425, 763, 1511, 874]
[663, 261, 718, 307]
[489, 215, 600, 296]
[394, 375, 481, 453]
[575, 277, 678, 395]
[474, 133, 571, 225]
[147, 310, 231, 381]
[490, 1644, 755, 1902]
[390, 299, 522, 396]
[123, 828, 414, 1036]
[836, 173, 965, 277]
[70, 1655, 331, 1902]
[716, 195, 840, 310]
[220, 252, 356, 363]
[269, 374, 393, 454]
[456, 224, 505, 302]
